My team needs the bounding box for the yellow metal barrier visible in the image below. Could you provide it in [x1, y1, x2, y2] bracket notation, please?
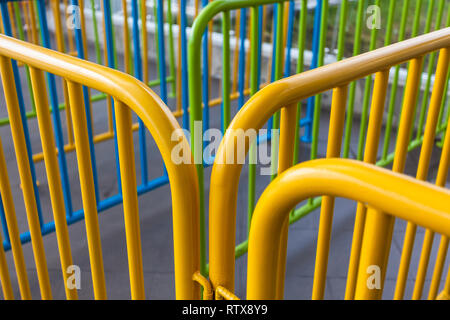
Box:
[209, 28, 450, 299]
[0, 34, 200, 300]
[246, 159, 450, 299]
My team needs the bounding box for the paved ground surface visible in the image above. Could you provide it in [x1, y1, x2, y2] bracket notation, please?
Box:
[0, 45, 449, 300]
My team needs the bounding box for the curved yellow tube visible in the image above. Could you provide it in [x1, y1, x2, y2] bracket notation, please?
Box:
[246, 159, 450, 299]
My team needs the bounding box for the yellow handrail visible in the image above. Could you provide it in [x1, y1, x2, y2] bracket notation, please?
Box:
[246, 159, 450, 299]
[0, 34, 200, 300]
[209, 27, 450, 297]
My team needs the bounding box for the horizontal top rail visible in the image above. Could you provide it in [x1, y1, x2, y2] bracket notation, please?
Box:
[0, 34, 200, 299]
[246, 158, 450, 299]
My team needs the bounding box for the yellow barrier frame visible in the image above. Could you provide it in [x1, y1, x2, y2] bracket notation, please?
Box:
[0, 34, 200, 300]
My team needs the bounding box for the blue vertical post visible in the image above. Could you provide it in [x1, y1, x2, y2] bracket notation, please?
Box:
[0, 1, 44, 228]
[237, 8, 247, 109]
[101, 0, 123, 193]
[267, 4, 279, 135]
[37, 0, 74, 219]
[71, 0, 101, 202]
[131, 0, 149, 185]
[284, 1, 295, 78]
[301, 0, 322, 143]
[180, 0, 189, 130]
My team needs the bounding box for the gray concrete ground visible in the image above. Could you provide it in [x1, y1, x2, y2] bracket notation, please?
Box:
[0, 45, 449, 300]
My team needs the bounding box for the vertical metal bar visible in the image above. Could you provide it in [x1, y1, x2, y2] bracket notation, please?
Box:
[436, 8, 450, 132]
[247, 5, 259, 235]
[237, 8, 247, 109]
[90, 0, 103, 64]
[156, 0, 169, 181]
[100, 0, 114, 135]
[29, 66, 78, 300]
[28, 1, 39, 45]
[312, 84, 348, 300]
[167, 0, 177, 98]
[381, 0, 410, 161]
[232, 10, 241, 96]
[269, 1, 285, 182]
[302, 0, 323, 143]
[342, 0, 365, 157]
[12, 1, 36, 113]
[103, 0, 123, 193]
[141, 0, 148, 83]
[416, 0, 444, 140]
[114, 99, 145, 300]
[50, 0, 75, 149]
[7, 2, 16, 38]
[157, 0, 168, 103]
[222, 10, 231, 132]
[356, 0, 380, 160]
[0, 55, 52, 300]
[428, 115, 450, 300]
[336, 0, 348, 62]
[274, 102, 298, 300]
[0, 2, 44, 228]
[201, 0, 209, 132]
[256, 5, 264, 90]
[131, 0, 149, 185]
[310, 0, 328, 161]
[355, 57, 424, 300]
[292, 0, 307, 168]
[123, 0, 131, 73]
[180, 0, 189, 129]
[176, 0, 182, 113]
[345, 69, 390, 300]
[0, 227, 13, 300]
[283, 1, 295, 78]
[41, 0, 75, 219]
[0, 196, 9, 247]
[67, 80, 106, 300]
[152, 0, 161, 78]
[64, 0, 76, 54]
[408, 48, 449, 300]
[0, 137, 31, 300]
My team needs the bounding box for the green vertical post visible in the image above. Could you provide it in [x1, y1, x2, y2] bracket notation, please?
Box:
[270, 2, 285, 182]
[342, 0, 364, 158]
[292, 0, 308, 167]
[310, 0, 328, 161]
[416, 0, 444, 140]
[436, 6, 450, 132]
[356, 0, 380, 160]
[167, 0, 177, 97]
[222, 10, 231, 131]
[90, 0, 103, 64]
